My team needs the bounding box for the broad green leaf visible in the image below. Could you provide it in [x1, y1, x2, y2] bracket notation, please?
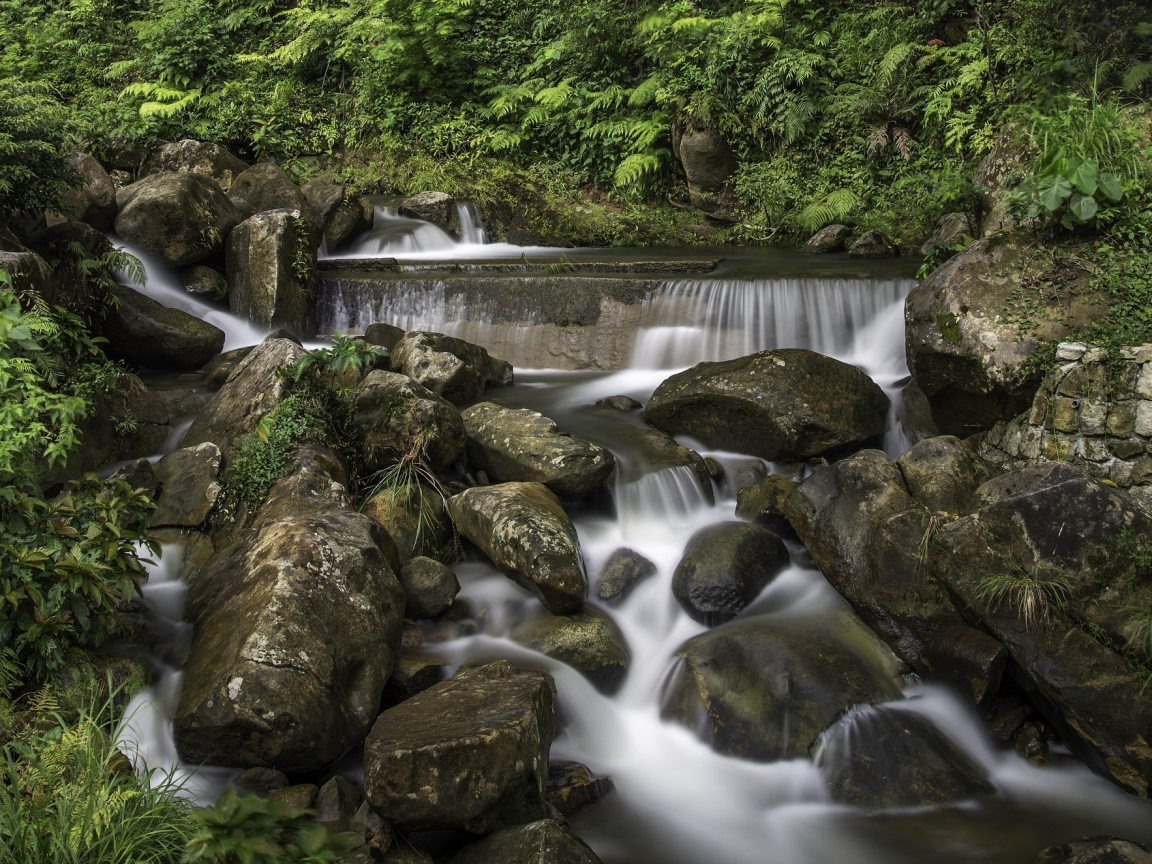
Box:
[1037, 174, 1072, 212]
[1068, 193, 1098, 223]
[1098, 172, 1123, 202]
[1066, 157, 1098, 196]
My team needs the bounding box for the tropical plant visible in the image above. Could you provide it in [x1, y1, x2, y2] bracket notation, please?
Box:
[284, 333, 387, 385]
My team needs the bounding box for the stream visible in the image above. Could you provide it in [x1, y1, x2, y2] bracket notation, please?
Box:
[117, 205, 1152, 863]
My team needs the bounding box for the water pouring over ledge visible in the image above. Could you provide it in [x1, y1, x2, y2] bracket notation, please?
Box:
[114, 204, 1152, 864]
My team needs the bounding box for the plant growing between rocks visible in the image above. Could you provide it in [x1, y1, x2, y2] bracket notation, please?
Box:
[976, 560, 1075, 631]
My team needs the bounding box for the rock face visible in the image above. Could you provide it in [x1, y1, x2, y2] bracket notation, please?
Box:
[813, 704, 995, 808]
[227, 162, 322, 240]
[971, 127, 1029, 237]
[644, 349, 889, 461]
[302, 174, 371, 249]
[447, 483, 587, 614]
[114, 173, 242, 268]
[58, 152, 117, 230]
[546, 762, 615, 817]
[803, 224, 852, 254]
[511, 607, 630, 694]
[462, 402, 615, 498]
[614, 425, 715, 504]
[102, 283, 225, 370]
[896, 434, 999, 514]
[905, 230, 1106, 436]
[596, 548, 657, 602]
[661, 616, 902, 761]
[391, 331, 513, 405]
[152, 442, 222, 529]
[174, 447, 406, 774]
[847, 229, 896, 258]
[919, 212, 974, 257]
[396, 557, 460, 620]
[363, 482, 454, 564]
[182, 338, 307, 458]
[353, 370, 466, 472]
[674, 123, 736, 214]
[363, 661, 554, 833]
[140, 140, 249, 191]
[449, 819, 603, 864]
[671, 522, 789, 625]
[226, 209, 316, 333]
[734, 474, 796, 536]
[399, 191, 460, 237]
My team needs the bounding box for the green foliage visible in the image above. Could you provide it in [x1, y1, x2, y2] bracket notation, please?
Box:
[284, 333, 387, 385]
[0, 78, 75, 213]
[977, 560, 1074, 631]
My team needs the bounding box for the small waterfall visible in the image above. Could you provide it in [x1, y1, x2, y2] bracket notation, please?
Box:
[614, 465, 714, 540]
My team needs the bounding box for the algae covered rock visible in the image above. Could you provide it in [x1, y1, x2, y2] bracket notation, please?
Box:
[511, 607, 629, 693]
[114, 173, 242, 268]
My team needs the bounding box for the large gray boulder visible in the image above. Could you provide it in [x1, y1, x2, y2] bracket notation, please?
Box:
[114, 173, 242, 268]
[151, 442, 222, 529]
[848, 229, 896, 258]
[896, 434, 999, 514]
[226, 208, 316, 333]
[661, 615, 903, 760]
[58, 152, 118, 230]
[174, 447, 406, 774]
[462, 402, 615, 498]
[302, 174, 371, 250]
[398, 191, 459, 237]
[102, 283, 225, 370]
[396, 557, 460, 620]
[391, 331, 513, 405]
[353, 370, 465, 472]
[140, 139, 249, 191]
[644, 349, 889, 461]
[510, 607, 629, 694]
[671, 522, 789, 626]
[447, 483, 587, 614]
[449, 819, 603, 864]
[803, 224, 851, 254]
[919, 212, 974, 257]
[363, 661, 554, 833]
[227, 162, 322, 241]
[674, 123, 735, 214]
[596, 548, 657, 602]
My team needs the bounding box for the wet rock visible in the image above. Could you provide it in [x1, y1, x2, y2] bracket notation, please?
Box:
[181, 264, 227, 299]
[152, 442, 222, 529]
[674, 123, 736, 215]
[363, 482, 454, 564]
[671, 522, 789, 626]
[919, 212, 974, 257]
[615, 426, 714, 504]
[644, 349, 889, 461]
[897, 377, 941, 443]
[354, 370, 466, 472]
[269, 783, 318, 810]
[301, 174, 344, 222]
[662, 615, 903, 761]
[511, 607, 629, 694]
[391, 331, 513, 405]
[596, 548, 657, 602]
[382, 654, 448, 707]
[383, 847, 433, 864]
[448, 819, 603, 864]
[364, 322, 406, 352]
[114, 173, 242, 268]
[803, 224, 852, 254]
[110, 457, 158, 497]
[1015, 721, 1052, 766]
[302, 174, 371, 250]
[235, 767, 289, 791]
[399, 191, 460, 237]
[462, 402, 615, 498]
[397, 557, 460, 620]
[226, 208, 316, 333]
[58, 152, 117, 230]
[896, 434, 999, 515]
[103, 283, 225, 371]
[1038, 838, 1152, 864]
[987, 693, 1036, 744]
[596, 395, 643, 411]
[182, 338, 307, 459]
[316, 775, 362, 830]
[174, 447, 406, 774]
[918, 623, 1007, 708]
[349, 801, 392, 854]
[848, 229, 897, 258]
[25, 221, 113, 314]
[546, 762, 615, 817]
[363, 661, 554, 833]
[720, 458, 767, 495]
[814, 704, 996, 808]
[202, 346, 253, 388]
[734, 474, 796, 535]
[227, 162, 323, 242]
[140, 139, 249, 191]
[447, 483, 587, 614]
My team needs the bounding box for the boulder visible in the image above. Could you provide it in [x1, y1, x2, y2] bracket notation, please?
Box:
[803, 224, 852, 254]
[364, 322, 406, 352]
[235, 767, 289, 792]
[363, 661, 554, 833]
[315, 775, 362, 831]
[673, 124, 736, 214]
[462, 402, 615, 498]
[734, 474, 796, 536]
[448, 819, 603, 864]
[363, 482, 454, 564]
[644, 349, 889, 461]
[510, 607, 629, 694]
[896, 434, 999, 515]
[227, 162, 323, 241]
[614, 426, 714, 504]
[182, 338, 307, 459]
[181, 265, 227, 299]
[396, 557, 460, 620]
[382, 653, 448, 707]
[447, 483, 587, 614]
[1039, 838, 1152, 864]
[972, 127, 1029, 237]
[109, 457, 159, 497]
[24, 221, 112, 314]
[226, 208, 316, 333]
[114, 173, 242, 268]
[546, 762, 615, 817]
[918, 623, 1007, 708]
[813, 704, 995, 808]
[102, 283, 225, 370]
[202, 346, 253, 388]
[896, 377, 941, 443]
[268, 784, 318, 810]
[390, 331, 513, 405]
[919, 212, 974, 257]
[848, 229, 897, 258]
[301, 174, 345, 222]
[303, 174, 371, 250]
[152, 442, 222, 529]
[398, 191, 460, 237]
[596, 395, 643, 411]
[0, 245, 52, 304]
[58, 152, 118, 230]
[353, 370, 466, 472]
[140, 139, 248, 191]
[661, 615, 903, 760]
[174, 447, 406, 774]
[671, 522, 789, 625]
[596, 548, 657, 602]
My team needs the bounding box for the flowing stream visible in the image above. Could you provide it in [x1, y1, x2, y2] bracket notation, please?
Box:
[118, 205, 1152, 863]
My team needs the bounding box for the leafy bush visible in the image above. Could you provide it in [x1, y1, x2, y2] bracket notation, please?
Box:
[284, 332, 387, 385]
[0, 78, 74, 214]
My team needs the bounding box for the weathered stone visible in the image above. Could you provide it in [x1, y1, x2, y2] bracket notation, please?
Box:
[24, 221, 113, 314]
[449, 819, 603, 864]
[110, 457, 158, 497]
[315, 775, 362, 830]
[674, 123, 736, 214]
[181, 265, 227, 299]
[848, 229, 897, 258]
[303, 174, 371, 250]
[511, 607, 629, 694]
[398, 191, 460, 237]
[227, 162, 322, 241]
[226, 209, 316, 333]
[918, 623, 1007, 707]
[363, 661, 554, 833]
[174, 447, 406, 774]
[462, 402, 615, 498]
[141, 139, 249, 191]
[103, 283, 225, 371]
[734, 474, 796, 535]
[382, 653, 448, 707]
[202, 346, 253, 388]
[391, 331, 513, 405]
[1039, 838, 1152, 864]
[363, 482, 454, 564]
[58, 152, 117, 230]
[803, 224, 852, 254]
[354, 370, 466, 472]
[971, 127, 1029, 237]
[896, 434, 999, 514]
[919, 212, 974, 257]
[397, 557, 460, 620]
[269, 784, 318, 810]
[235, 767, 289, 791]
[546, 762, 615, 817]
[644, 349, 889, 461]
[596, 548, 657, 602]
[671, 522, 789, 626]
[152, 442, 222, 529]
[612, 425, 714, 504]
[363, 322, 406, 352]
[596, 395, 643, 411]
[114, 173, 242, 268]
[447, 483, 587, 614]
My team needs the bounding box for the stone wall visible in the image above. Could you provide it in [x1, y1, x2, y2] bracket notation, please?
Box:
[979, 341, 1152, 517]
